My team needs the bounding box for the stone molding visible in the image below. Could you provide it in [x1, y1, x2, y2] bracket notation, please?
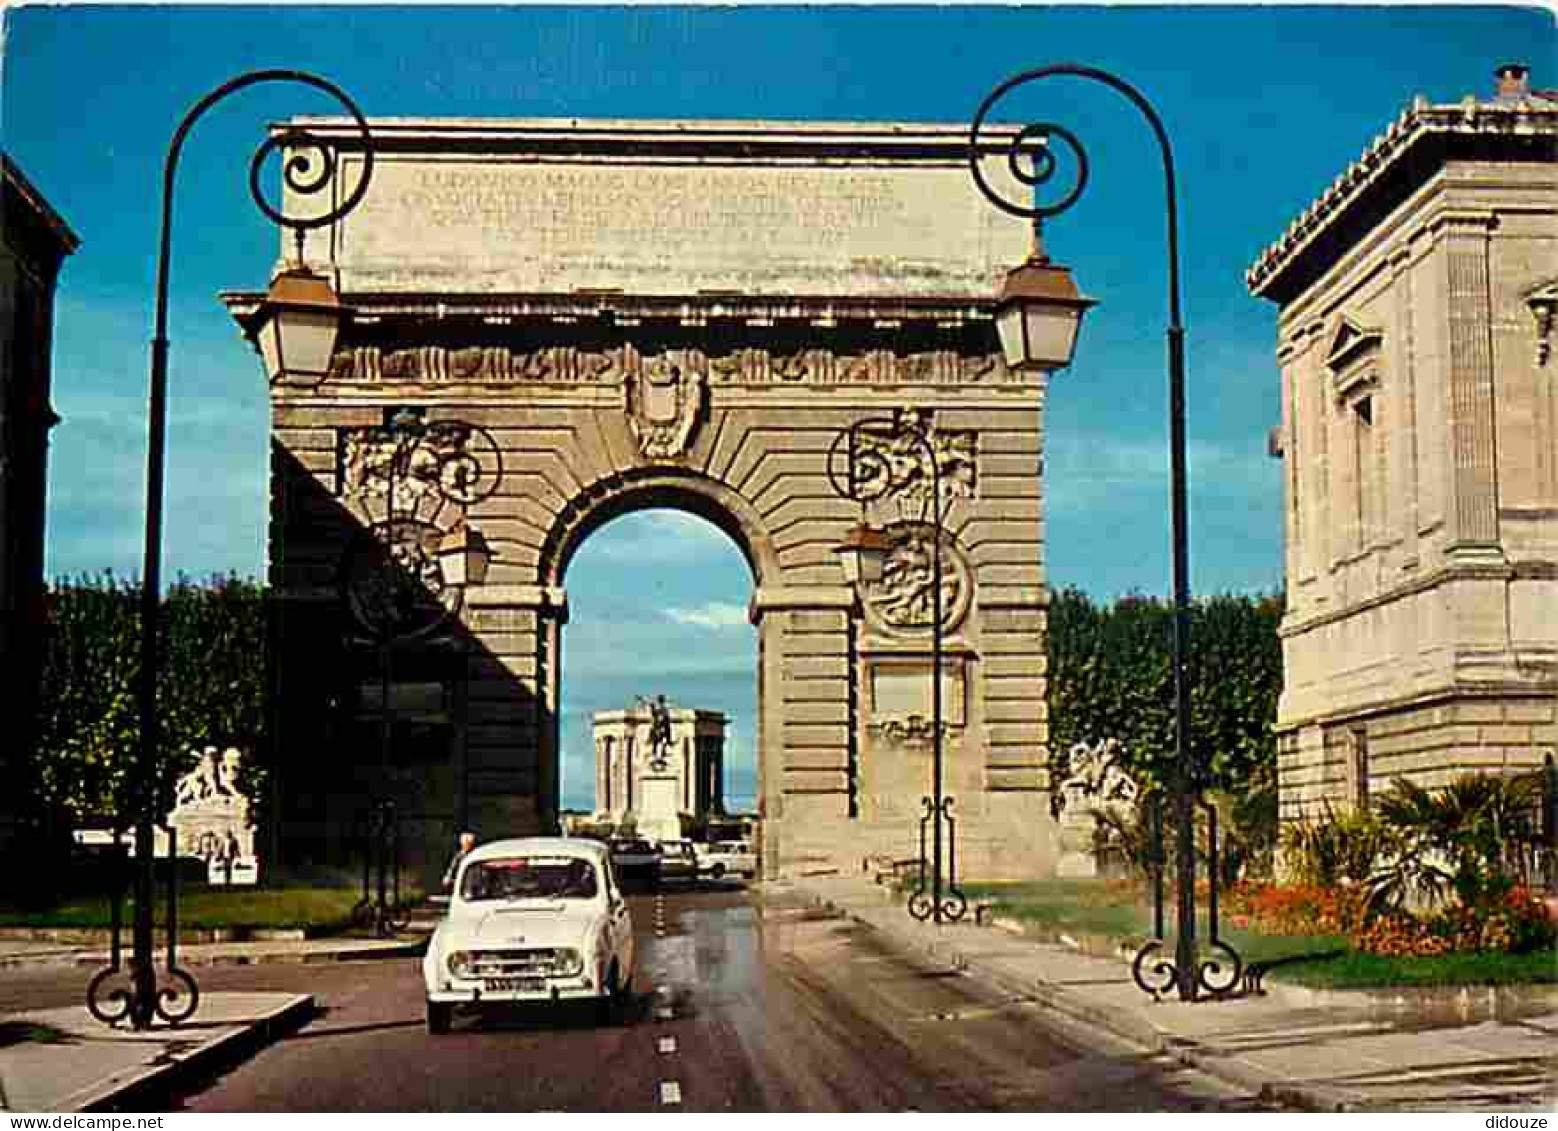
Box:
[1275, 681, 1557, 736]
[748, 586, 854, 620]
[1278, 558, 1555, 638]
[466, 584, 569, 612]
[323, 341, 1006, 388]
[1246, 95, 1557, 294]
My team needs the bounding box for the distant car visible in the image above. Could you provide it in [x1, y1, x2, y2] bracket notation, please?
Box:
[607, 837, 662, 889]
[698, 839, 757, 881]
[422, 837, 635, 1034]
[656, 839, 699, 882]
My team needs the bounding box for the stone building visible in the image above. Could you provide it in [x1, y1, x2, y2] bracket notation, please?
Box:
[225, 116, 1063, 881]
[1, 155, 78, 883]
[1246, 65, 1557, 823]
[592, 700, 726, 842]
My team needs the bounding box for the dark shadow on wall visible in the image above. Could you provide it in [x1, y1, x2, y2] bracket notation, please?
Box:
[266, 441, 542, 893]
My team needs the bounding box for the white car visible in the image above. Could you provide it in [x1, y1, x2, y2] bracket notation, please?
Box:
[422, 837, 635, 1033]
[698, 839, 758, 880]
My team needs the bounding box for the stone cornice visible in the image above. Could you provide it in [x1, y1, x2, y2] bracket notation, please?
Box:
[222, 290, 997, 327]
[1281, 558, 1557, 639]
[280, 115, 1021, 162]
[1246, 96, 1558, 300]
[1276, 679, 1557, 735]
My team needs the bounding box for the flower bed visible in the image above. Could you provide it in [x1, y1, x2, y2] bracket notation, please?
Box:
[1227, 880, 1555, 957]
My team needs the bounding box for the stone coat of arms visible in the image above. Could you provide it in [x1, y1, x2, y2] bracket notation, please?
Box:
[625, 353, 705, 459]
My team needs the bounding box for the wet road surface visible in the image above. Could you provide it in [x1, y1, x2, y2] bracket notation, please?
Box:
[10, 884, 1284, 1111]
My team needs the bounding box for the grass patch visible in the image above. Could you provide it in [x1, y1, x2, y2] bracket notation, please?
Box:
[1268, 947, 1558, 990]
[960, 879, 1555, 990]
[0, 887, 405, 932]
[0, 1022, 72, 1048]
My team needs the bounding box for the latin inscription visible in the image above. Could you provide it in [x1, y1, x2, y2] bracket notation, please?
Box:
[395, 166, 902, 248]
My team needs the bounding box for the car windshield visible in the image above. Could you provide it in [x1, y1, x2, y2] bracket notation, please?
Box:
[460, 856, 599, 902]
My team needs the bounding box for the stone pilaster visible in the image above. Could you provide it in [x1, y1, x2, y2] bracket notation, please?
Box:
[1442, 212, 1501, 552]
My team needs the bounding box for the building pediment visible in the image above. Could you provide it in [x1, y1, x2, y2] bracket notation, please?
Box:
[1325, 315, 1383, 405]
[1325, 316, 1383, 372]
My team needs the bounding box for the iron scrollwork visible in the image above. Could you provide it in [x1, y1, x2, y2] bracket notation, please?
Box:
[352, 800, 411, 936]
[907, 798, 968, 924]
[1129, 791, 1244, 1001]
[342, 419, 503, 516]
[825, 407, 975, 517]
[86, 827, 200, 1027]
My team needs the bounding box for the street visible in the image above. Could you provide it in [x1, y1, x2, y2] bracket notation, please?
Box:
[0, 884, 1282, 1112]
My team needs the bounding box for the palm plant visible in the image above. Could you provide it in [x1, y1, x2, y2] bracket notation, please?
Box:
[1366, 773, 1539, 914]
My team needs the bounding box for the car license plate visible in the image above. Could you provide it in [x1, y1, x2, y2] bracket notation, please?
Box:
[485, 977, 544, 993]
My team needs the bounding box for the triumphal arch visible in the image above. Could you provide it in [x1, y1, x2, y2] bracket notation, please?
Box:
[225, 117, 1064, 881]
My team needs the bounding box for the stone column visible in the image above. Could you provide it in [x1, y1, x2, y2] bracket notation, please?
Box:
[1442, 212, 1502, 553]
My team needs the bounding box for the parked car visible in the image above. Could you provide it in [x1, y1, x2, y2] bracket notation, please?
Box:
[698, 839, 757, 881]
[607, 837, 662, 889]
[422, 837, 635, 1033]
[656, 838, 699, 882]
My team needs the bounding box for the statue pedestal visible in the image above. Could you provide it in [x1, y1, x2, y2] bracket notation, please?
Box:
[636, 774, 683, 843]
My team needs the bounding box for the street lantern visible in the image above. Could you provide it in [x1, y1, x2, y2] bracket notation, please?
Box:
[437, 521, 494, 590]
[832, 522, 893, 586]
[249, 264, 346, 384]
[994, 251, 1094, 374]
[827, 415, 968, 926]
[970, 63, 1243, 1002]
[87, 67, 375, 1033]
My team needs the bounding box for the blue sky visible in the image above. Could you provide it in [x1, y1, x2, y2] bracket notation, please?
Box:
[4, 3, 1550, 808]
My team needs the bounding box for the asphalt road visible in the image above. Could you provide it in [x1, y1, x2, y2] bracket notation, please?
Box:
[3, 884, 1285, 1111]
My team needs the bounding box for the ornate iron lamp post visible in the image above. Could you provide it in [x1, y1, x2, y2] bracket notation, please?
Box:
[87, 70, 374, 1030]
[336, 409, 499, 936]
[828, 414, 967, 925]
[968, 64, 1240, 1001]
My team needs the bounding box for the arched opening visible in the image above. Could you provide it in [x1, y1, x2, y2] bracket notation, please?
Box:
[557, 508, 758, 833]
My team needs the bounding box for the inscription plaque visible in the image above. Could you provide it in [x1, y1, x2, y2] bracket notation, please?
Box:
[287, 120, 1031, 298]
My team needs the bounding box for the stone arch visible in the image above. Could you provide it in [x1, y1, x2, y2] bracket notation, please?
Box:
[237, 115, 1064, 882]
[537, 466, 781, 591]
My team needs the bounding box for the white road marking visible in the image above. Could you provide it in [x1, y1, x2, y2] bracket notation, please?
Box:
[658, 1036, 677, 1054]
[659, 1081, 682, 1106]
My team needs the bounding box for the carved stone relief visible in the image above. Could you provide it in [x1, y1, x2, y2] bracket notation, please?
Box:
[328, 344, 1005, 386]
[624, 350, 706, 459]
[860, 523, 972, 636]
[849, 407, 977, 510]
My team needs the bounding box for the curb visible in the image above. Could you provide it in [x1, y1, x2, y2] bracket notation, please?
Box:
[802, 888, 1348, 1112]
[0, 939, 427, 970]
[65, 993, 315, 1113]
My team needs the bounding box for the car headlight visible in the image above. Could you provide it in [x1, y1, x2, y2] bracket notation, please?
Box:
[553, 947, 584, 976]
[448, 950, 477, 978]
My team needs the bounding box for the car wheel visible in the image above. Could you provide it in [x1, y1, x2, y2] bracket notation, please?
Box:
[426, 999, 452, 1035]
[711, 863, 726, 879]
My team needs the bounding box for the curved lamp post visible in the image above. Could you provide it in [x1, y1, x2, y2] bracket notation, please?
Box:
[336, 407, 499, 936]
[968, 64, 1240, 1001]
[87, 70, 373, 1031]
[828, 415, 968, 925]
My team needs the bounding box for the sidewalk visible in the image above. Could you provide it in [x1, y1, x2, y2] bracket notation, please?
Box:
[785, 872, 1558, 1112]
[1, 992, 313, 1112]
[0, 931, 430, 1111]
[0, 935, 425, 969]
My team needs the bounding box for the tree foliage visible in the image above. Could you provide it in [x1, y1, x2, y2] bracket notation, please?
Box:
[1047, 587, 1284, 796]
[31, 573, 268, 824]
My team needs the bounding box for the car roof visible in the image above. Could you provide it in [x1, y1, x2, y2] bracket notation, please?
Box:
[463, 836, 609, 865]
